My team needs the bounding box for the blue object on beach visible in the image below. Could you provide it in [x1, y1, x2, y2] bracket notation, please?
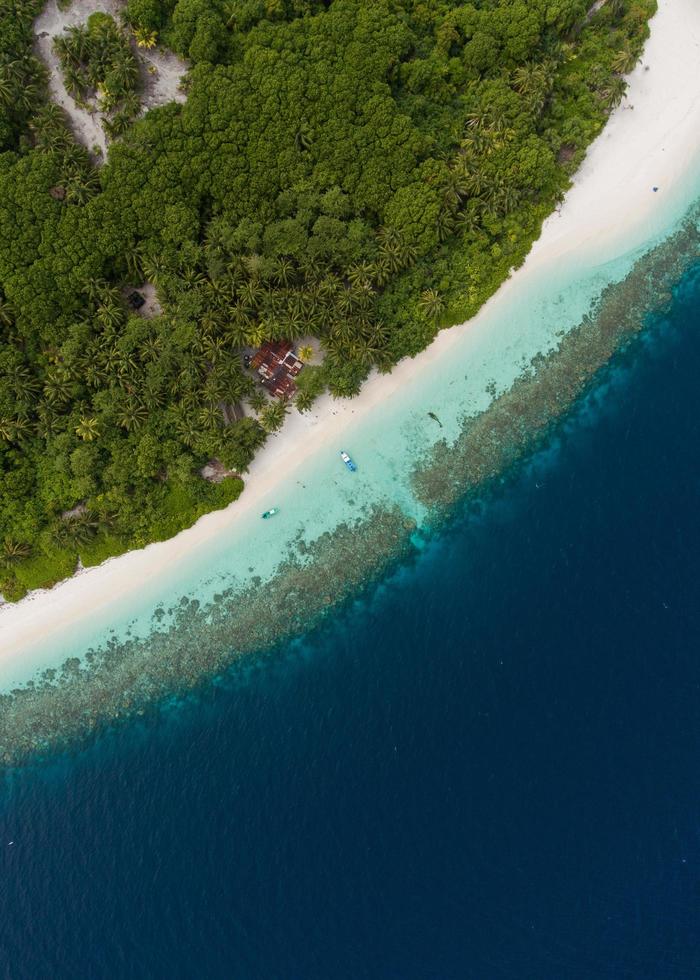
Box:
[653, 186, 659, 192]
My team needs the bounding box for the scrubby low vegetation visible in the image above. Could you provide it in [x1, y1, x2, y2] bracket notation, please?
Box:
[0, 0, 655, 598]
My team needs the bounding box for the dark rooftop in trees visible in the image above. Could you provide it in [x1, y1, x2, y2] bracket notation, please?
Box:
[250, 342, 303, 399]
[128, 291, 146, 310]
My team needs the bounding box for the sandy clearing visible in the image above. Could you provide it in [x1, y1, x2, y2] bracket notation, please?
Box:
[33, 0, 187, 158]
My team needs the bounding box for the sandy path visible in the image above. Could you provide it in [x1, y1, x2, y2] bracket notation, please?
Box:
[2, 0, 700, 663]
[33, 0, 187, 158]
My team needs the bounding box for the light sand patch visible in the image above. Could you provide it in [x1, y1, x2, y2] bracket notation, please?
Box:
[33, 0, 187, 159]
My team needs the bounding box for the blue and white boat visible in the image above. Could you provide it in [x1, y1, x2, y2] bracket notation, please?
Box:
[340, 450, 357, 472]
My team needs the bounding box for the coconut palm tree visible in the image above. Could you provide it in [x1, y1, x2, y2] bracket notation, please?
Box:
[248, 390, 267, 413]
[1, 538, 31, 569]
[133, 28, 158, 50]
[199, 404, 222, 431]
[141, 254, 170, 288]
[174, 412, 200, 449]
[611, 46, 637, 75]
[601, 76, 628, 108]
[118, 399, 148, 432]
[298, 345, 314, 363]
[418, 288, 445, 322]
[512, 62, 542, 97]
[57, 511, 100, 548]
[0, 418, 16, 443]
[259, 400, 288, 433]
[436, 207, 456, 243]
[295, 390, 316, 413]
[0, 298, 13, 327]
[0, 71, 14, 107]
[44, 368, 75, 406]
[347, 262, 374, 290]
[95, 300, 124, 330]
[273, 258, 295, 287]
[12, 367, 40, 404]
[141, 335, 163, 363]
[75, 415, 100, 441]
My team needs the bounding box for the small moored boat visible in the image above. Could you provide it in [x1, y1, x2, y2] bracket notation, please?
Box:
[340, 450, 357, 472]
[261, 508, 279, 519]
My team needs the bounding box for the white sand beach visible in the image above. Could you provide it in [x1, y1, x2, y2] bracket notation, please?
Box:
[2, 0, 700, 676]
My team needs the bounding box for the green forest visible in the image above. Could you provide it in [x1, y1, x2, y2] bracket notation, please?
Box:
[0, 0, 655, 599]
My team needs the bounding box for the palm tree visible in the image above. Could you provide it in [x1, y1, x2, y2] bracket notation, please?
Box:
[248, 390, 267, 413]
[83, 277, 109, 306]
[418, 288, 445, 322]
[0, 72, 14, 107]
[295, 390, 316, 413]
[466, 108, 491, 131]
[348, 341, 377, 368]
[199, 404, 222, 431]
[242, 253, 268, 282]
[110, 55, 138, 94]
[133, 28, 158, 50]
[611, 46, 637, 75]
[0, 418, 16, 443]
[202, 335, 227, 364]
[174, 412, 200, 449]
[75, 415, 100, 441]
[57, 511, 100, 548]
[259, 400, 288, 433]
[118, 399, 148, 432]
[274, 258, 295, 287]
[141, 253, 170, 287]
[440, 169, 469, 210]
[298, 345, 314, 363]
[379, 240, 405, 275]
[601, 76, 628, 108]
[240, 281, 263, 310]
[1, 538, 31, 570]
[95, 300, 124, 329]
[37, 407, 61, 439]
[436, 207, 456, 243]
[0, 298, 13, 327]
[141, 335, 163, 363]
[44, 368, 75, 406]
[247, 323, 267, 349]
[11, 415, 32, 442]
[496, 183, 521, 216]
[347, 262, 375, 290]
[512, 62, 541, 97]
[12, 368, 40, 404]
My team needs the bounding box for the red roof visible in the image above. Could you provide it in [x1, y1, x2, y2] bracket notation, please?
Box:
[251, 342, 303, 398]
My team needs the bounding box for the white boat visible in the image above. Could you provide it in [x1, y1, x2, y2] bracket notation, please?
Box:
[340, 451, 357, 472]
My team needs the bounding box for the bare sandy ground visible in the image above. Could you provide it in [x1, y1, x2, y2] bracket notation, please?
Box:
[34, 0, 187, 157]
[2, 0, 700, 662]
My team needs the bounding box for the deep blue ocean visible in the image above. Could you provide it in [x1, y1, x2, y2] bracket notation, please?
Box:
[1, 263, 700, 979]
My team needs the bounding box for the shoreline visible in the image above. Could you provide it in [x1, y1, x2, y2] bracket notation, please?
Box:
[2, 0, 700, 674]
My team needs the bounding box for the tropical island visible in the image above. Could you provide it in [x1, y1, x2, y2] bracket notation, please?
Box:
[0, 0, 655, 601]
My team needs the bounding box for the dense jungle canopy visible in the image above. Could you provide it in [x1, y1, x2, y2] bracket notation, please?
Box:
[0, 0, 655, 598]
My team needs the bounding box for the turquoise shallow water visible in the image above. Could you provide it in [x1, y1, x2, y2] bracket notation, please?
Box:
[1, 253, 699, 978]
[4, 174, 699, 693]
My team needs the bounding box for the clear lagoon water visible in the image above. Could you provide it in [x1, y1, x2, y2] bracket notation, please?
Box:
[1, 255, 699, 976]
